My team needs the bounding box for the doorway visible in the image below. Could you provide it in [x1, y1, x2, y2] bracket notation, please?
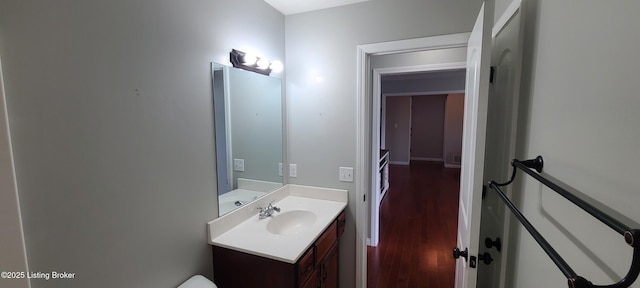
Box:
[368, 67, 466, 287]
[371, 68, 467, 246]
[355, 33, 471, 287]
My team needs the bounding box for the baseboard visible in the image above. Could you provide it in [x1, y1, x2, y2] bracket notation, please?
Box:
[390, 161, 410, 165]
[444, 163, 461, 168]
[410, 157, 444, 162]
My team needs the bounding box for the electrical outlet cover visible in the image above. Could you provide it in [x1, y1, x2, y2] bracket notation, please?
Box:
[234, 159, 245, 172]
[289, 164, 297, 178]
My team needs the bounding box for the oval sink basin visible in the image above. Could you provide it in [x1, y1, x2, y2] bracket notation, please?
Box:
[266, 210, 317, 235]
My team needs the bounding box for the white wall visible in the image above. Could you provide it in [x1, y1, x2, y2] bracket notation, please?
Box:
[0, 0, 284, 287]
[505, 0, 640, 287]
[284, 0, 482, 286]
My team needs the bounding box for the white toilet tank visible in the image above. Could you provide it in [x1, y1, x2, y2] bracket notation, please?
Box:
[177, 275, 217, 288]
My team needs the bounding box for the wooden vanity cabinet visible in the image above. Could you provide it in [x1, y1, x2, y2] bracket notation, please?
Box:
[212, 210, 346, 288]
[318, 242, 339, 287]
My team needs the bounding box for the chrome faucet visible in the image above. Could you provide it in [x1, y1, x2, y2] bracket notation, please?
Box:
[257, 200, 280, 219]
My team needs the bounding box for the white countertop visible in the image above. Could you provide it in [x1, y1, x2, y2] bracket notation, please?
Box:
[207, 184, 348, 264]
[218, 189, 267, 216]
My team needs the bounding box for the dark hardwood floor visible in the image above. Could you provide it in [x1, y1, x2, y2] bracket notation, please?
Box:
[367, 161, 460, 288]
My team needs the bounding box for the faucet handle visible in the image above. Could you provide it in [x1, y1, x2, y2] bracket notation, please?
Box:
[267, 199, 280, 212]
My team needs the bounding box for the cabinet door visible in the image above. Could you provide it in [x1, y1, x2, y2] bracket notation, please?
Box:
[319, 243, 339, 288]
[297, 246, 316, 287]
[301, 274, 319, 288]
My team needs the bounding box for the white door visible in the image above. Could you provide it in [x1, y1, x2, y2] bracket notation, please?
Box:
[454, 1, 494, 288]
[477, 1, 525, 287]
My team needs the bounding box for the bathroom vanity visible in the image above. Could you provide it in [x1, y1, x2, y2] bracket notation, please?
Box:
[207, 184, 347, 288]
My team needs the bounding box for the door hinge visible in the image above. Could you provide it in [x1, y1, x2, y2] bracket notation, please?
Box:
[489, 66, 496, 83]
[453, 247, 468, 261]
[363, 194, 366, 202]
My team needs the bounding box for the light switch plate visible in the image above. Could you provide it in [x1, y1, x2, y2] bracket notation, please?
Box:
[289, 164, 297, 178]
[234, 159, 245, 172]
[339, 167, 354, 182]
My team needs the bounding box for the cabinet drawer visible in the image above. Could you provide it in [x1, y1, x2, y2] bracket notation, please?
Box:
[297, 246, 315, 286]
[315, 220, 337, 261]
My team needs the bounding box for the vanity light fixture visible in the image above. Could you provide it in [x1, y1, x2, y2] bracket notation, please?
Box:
[230, 49, 282, 75]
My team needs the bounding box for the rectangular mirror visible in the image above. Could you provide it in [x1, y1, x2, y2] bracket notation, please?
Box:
[212, 63, 284, 216]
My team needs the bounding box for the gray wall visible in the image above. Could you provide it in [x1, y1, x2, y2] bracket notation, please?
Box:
[372, 47, 468, 69]
[503, 0, 640, 287]
[384, 93, 463, 166]
[0, 0, 284, 287]
[443, 93, 464, 167]
[382, 74, 466, 95]
[410, 95, 446, 161]
[373, 48, 467, 96]
[0, 58, 29, 288]
[284, 0, 482, 286]
[384, 96, 412, 164]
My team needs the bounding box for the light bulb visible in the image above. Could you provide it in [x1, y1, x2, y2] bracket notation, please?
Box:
[242, 53, 257, 65]
[270, 60, 284, 73]
[257, 57, 270, 69]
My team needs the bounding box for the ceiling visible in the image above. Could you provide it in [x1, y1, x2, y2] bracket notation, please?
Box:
[264, 0, 370, 15]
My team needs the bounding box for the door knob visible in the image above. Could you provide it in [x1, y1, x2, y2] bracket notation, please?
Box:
[485, 237, 502, 252]
[452, 247, 468, 261]
[478, 252, 493, 265]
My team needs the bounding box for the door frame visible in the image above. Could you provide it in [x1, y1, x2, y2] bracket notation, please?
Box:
[369, 64, 466, 247]
[356, 32, 471, 287]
